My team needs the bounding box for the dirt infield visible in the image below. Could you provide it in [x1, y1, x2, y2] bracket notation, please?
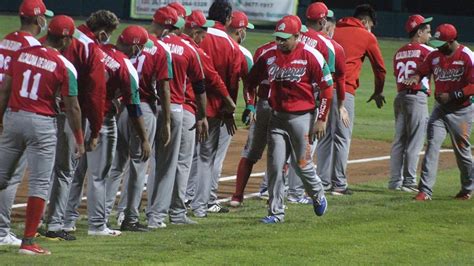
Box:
[11, 128, 460, 221]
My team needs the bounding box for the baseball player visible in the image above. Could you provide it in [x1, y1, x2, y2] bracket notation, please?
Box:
[330, 4, 387, 195]
[106, 29, 173, 232]
[404, 24, 474, 201]
[146, 6, 208, 228]
[59, 11, 123, 236]
[0, 15, 83, 255]
[389, 15, 434, 192]
[245, 15, 332, 223]
[0, 0, 52, 247]
[189, 0, 241, 218]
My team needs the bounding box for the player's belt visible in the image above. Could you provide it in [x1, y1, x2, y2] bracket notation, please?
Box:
[9, 108, 56, 118]
[404, 89, 426, 95]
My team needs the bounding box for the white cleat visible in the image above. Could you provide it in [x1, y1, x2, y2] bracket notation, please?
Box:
[116, 212, 125, 227]
[0, 232, 22, 246]
[88, 227, 122, 237]
[229, 200, 242, 207]
[147, 222, 167, 229]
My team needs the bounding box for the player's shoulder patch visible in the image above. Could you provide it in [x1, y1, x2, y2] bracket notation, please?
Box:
[58, 54, 78, 78]
[303, 44, 325, 68]
[207, 27, 235, 49]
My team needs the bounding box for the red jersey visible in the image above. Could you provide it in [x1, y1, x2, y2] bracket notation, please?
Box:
[6, 46, 78, 116]
[239, 45, 253, 86]
[180, 34, 229, 116]
[249, 41, 275, 102]
[101, 44, 140, 114]
[334, 17, 386, 95]
[330, 38, 346, 101]
[246, 42, 334, 119]
[394, 42, 434, 93]
[0, 31, 41, 85]
[132, 35, 172, 103]
[62, 24, 107, 138]
[199, 22, 240, 115]
[417, 45, 474, 107]
[298, 29, 334, 72]
[163, 34, 204, 105]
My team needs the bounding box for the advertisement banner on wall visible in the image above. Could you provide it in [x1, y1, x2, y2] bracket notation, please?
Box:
[130, 0, 297, 22]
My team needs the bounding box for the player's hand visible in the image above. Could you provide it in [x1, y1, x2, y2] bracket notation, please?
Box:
[75, 143, 85, 158]
[402, 75, 421, 86]
[222, 116, 237, 136]
[242, 105, 256, 126]
[192, 117, 209, 143]
[310, 120, 326, 144]
[161, 122, 171, 147]
[339, 106, 350, 128]
[86, 137, 99, 152]
[223, 97, 236, 114]
[367, 93, 386, 109]
[140, 140, 151, 161]
[436, 93, 451, 104]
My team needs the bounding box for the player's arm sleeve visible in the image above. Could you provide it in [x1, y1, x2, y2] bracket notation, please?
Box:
[334, 44, 346, 101]
[228, 46, 242, 100]
[188, 49, 206, 95]
[85, 46, 107, 138]
[121, 58, 142, 117]
[416, 52, 434, 78]
[366, 35, 386, 94]
[156, 42, 173, 81]
[460, 53, 474, 96]
[244, 56, 266, 106]
[313, 59, 334, 121]
[60, 59, 79, 97]
[201, 51, 229, 97]
[317, 41, 334, 73]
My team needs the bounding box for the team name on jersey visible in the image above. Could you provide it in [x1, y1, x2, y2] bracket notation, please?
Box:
[433, 66, 464, 82]
[395, 49, 421, 60]
[298, 35, 317, 48]
[268, 63, 306, 83]
[18, 52, 57, 72]
[168, 43, 184, 56]
[0, 39, 22, 52]
[103, 53, 120, 72]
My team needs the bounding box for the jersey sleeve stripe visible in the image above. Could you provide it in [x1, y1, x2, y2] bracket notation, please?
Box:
[303, 44, 326, 69]
[158, 40, 173, 79]
[207, 28, 235, 49]
[182, 39, 205, 79]
[67, 68, 78, 96]
[24, 36, 41, 47]
[124, 58, 141, 105]
[320, 36, 336, 72]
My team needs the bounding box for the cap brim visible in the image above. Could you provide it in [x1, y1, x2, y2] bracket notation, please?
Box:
[174, 17, 185, 28]
[327, 10, 334, 18]
[272, 32, 293, 39]
[44, 9, 54, 17]
[428, 39, 447, 48]
[247, 22, 255, 29]
[184, 6, 191, 16]
[423, 17, 433, 23]
[301, 25, 308, 33]
[203, 19, 215, 28]
[144, 39, 154, 49]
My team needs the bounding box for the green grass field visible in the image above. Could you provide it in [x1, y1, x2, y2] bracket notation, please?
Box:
[1, 15, 474, 264]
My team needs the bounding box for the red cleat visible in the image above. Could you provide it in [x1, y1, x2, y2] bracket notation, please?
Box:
[454, 190, 472, 200]
[414, 191, 432, 201]
[19, 243, 51, 255]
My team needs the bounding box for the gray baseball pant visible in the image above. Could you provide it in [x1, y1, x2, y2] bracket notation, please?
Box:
[389, 91, 428, 189]
[419, 104, 474, 196]
[146, 104, 183, 225]
[316, 92, 355, 190]
[63, 149, 87, 229]
[0, 110, 57, 201]
[0, 155, 27, 237]
[106, 103, 156, 223]
[267, 111, 324, 221]
[208, 123, 232, 205]
[46, 114, 80, 231]
[185, 143, 199, 202]
[169, 110, 196, 222]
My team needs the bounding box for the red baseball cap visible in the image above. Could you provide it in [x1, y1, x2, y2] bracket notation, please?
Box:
[405, 14, 433, 33]
[306, 2, 334, 21]
[119, 25, 154, 48]
[428, 23, 457, 48]
[273, 15, 307, 39]
[19, 0, 54, 17]
[48, 15, 76, 37]
[185, 10, 215, 28]
[153, 6, 185, 28]
[230, 11, 254, 29]
[168, 2, 191, 17]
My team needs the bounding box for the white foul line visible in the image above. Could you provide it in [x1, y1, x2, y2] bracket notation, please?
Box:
[11, 149, 454, 209]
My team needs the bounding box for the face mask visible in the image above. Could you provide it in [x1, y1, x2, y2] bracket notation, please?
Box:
[133, 45, 143, 58]
[238, 30, 246, 44]
[100, 31, 111, 44]
[39, 17, 47, 33]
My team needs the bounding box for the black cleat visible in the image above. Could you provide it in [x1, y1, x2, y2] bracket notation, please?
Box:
[44, 230, 76, 241]
[120, 222, 149, 232]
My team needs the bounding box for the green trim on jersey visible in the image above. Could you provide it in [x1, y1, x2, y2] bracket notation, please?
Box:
[239, 45, 253, 73]
[322, 62, 333, 87]
[319, 36, 336, 73]
[124, 58, 141, 105]
[59, 55, 78, 96]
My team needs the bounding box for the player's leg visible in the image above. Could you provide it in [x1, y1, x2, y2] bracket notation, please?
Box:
[389, 92, 407, 189]
[45, 115, 79, 239]
[169, 110, 196, 224]
[86, 116, 118, 234]
[445, 106, 474, 198]
[185, 144, 199, 203]
[121, 103, 156, 230]
[332, 92, 355, 194]
[146, 105, 183, 228]
[401, 93, 428, 190]
[418, 105, 447, 199]
[190, 118, 221, 218]
[316, 89, 337, 190]
[63, 154, 87, 230]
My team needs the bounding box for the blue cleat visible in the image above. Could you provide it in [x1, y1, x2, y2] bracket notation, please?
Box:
[260, 215, 283, 224]
[313, 195, 327, 216]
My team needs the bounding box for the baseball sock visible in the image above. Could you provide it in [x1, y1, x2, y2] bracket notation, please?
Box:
[232, 158, 254, 201]
[23, 196, 46, 240]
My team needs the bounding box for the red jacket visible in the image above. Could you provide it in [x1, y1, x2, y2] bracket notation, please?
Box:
[334, 17, 386, 96]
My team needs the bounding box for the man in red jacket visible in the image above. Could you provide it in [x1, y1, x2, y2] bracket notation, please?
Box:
[331, 4, 386, 195]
